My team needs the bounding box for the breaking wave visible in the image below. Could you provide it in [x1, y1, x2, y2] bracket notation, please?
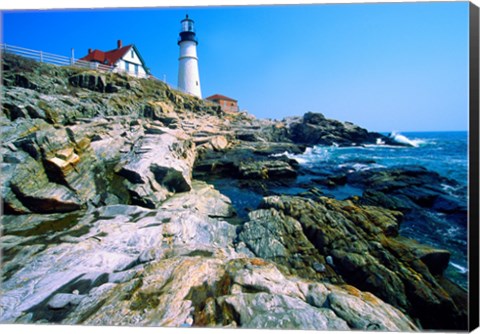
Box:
[389, 131, 426, 147]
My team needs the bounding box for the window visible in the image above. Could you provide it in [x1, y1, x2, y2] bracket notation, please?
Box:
[125, 62, 130, 72]
[196, 81, 198, 86]
[131, 49, 134, 58]
[135, 64, 139, 76]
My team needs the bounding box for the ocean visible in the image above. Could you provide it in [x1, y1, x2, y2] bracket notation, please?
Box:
[210, 131, 469, 289]
[287, 131, 469, 288]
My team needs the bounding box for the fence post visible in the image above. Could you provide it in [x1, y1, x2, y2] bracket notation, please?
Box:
[39, 51, 43, 63]
[71, 48, 75, 65]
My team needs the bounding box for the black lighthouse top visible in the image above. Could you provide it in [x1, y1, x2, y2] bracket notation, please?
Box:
[178, 15, 198, 45]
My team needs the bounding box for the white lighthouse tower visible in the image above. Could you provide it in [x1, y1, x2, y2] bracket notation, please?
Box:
[177, 15, 202, 98]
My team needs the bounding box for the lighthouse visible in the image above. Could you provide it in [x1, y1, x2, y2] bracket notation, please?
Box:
[177, 15, 202, 98]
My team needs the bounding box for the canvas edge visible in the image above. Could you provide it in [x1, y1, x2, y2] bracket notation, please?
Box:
[469, 1, 480, 332]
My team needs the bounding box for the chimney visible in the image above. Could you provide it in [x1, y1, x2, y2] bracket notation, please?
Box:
[88, 48, 92, 54]
[117, 40, 122, 49]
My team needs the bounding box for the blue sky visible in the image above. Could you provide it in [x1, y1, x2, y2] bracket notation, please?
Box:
[1, 1, 470, 131]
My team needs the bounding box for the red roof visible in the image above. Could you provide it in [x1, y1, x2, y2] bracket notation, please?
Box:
[206, 94, 237, 102]
[80, 45, 133, 66]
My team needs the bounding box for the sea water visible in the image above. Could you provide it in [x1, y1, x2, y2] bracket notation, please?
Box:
[210, 131, 469, 289]
[289, 131, 468, 188]
[285, 131, 469, 289]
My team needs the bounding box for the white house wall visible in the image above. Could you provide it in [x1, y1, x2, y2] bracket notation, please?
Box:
[114, 47, 147, 78]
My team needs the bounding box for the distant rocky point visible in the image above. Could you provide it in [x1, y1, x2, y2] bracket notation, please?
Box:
[0, 53, 467, 330]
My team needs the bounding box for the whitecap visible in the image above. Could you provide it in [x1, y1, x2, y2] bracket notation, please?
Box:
[389, 131, 426, 148]
[441, 183, 461, 194]
[449, 262, 468, 274]
[363, 144, 404, 149]
[275, 145, 331, 166]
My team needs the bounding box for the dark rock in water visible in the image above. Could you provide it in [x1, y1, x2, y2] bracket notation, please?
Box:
[286, 112, 396, 147]
[303, 112, 327, 124]
[415, 245, 451, 276]
[240, 195, 467, 330]
[194, 144, 299, 185]
[253, 143, 305, 156]
[432, 194, 468, 215]
[238, 160, 297, 179]
[345, 166, 467, 226]
[313, 174, 348, 188]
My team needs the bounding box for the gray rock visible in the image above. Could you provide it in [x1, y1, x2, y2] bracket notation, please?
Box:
[326, 288, 417, 331]
[48, 293, 85, 309]
[219, 292, 350, 330]
[96, 204, 152, 219]
[117, 133, 196, 208]
[238, 208, 338, 281]
[313, 262, 326, 273]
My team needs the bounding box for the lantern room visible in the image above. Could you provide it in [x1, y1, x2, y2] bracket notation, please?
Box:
[178, 15, 198, 45]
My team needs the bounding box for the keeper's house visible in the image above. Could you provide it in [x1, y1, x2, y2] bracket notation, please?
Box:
[79, 40, 150, 78]
[206, 94, 239, 113]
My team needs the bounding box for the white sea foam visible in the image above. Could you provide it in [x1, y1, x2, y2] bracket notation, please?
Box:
[449, 262, 468, 274]
[363, 144, 404, 149]
[271, 146, 332, 165]
[271, 151, 310, 165]
[441, 183, 462, 194]
[337, 162, 386, 172]
[389, 132, 426, 148]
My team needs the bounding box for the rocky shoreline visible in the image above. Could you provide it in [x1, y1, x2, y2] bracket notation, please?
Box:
[0, 53, 467, 330]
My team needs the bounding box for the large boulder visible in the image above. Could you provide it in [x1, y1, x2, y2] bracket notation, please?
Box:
[0, 118, 134, 214]
[238, 208, 339, 281]
[116, 131, 196, 208]
[287, 112, 394, 146]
